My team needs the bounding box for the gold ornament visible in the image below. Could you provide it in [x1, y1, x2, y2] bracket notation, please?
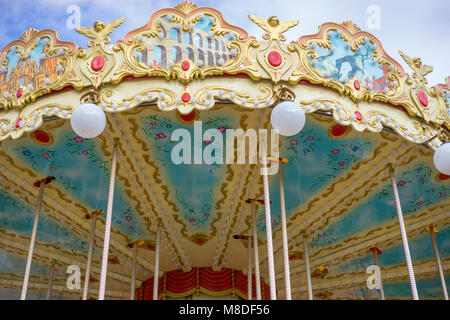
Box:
[76, 18, 126, 47]
[399, 50, 433, 84]
[248, 14, 298, 42]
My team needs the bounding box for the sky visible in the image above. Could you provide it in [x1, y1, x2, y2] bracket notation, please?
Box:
[0, 0, 448, 85]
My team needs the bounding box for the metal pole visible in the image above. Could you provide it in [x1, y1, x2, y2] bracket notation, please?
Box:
[83, 213, 98, 300]
[372, 249, 385, 300]
[278, 161, 291, 300]
[428, 226, 448, 300]
[390, 169, 419, 300]
[247, 236, 252, 300]
[153, 225, 161, 300]
[130, 245, 137, 300]
[302, 234, 313, 300]
[21, 181, 45, 300]
[261, 149, 277, 300]
[98, 140, 119, 300]
[252, 203, 262, 300]
[45, 262, 55, 300]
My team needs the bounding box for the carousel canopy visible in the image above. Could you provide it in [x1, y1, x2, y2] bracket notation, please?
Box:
[0, 1, 448, 300]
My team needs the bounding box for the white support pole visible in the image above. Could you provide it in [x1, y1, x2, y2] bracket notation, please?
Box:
[429, 227, 448, 300]
[45, 262, 55, 300]
[247, 236, 252, 300]
[21, 181, 45, 300]
[278, 161, 291, 300]
[153, 225, 161, 300]
[390, 169, 419, 300]
[261, 149, 277, 300]
[83, 213, 98, 300]
[372, 249, 385, 300]
[252, 203, 262, 300]
[302, 234, 313, 300]
[98, 141, 119, 300]
[130, 245, 137, 300]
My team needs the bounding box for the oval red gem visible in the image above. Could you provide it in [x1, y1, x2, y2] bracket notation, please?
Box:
[267, 50, 282, 67]
[331, 124, 348, 137]
[16, 88, 23, 98]
[181, 61, 190, 71]
[181, 93, 191, 103]
[32, 130, 51, 144]
[354, 80, 361, 90]
[15, 118, 23, 128]
[438, 173, 450, 181]
[354, 111, 363, 121]
[417, 90, 428, 107]
[91, 55, 105, 72]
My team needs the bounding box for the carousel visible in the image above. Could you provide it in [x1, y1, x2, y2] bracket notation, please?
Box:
[0, 1, 449, 300]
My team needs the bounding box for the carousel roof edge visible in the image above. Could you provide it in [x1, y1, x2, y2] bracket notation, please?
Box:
[0, 1, 448, 145]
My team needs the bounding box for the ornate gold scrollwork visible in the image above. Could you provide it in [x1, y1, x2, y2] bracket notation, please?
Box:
[76, 18, 126, 48]
[80, 90, 100, 105]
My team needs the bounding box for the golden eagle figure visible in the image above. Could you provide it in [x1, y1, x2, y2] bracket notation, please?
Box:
[248, 14, 298, 42]
[76, 18, 126, 47]
[399, 50, 433, 84]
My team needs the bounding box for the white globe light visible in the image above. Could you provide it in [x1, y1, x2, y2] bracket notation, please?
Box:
[270, 100, 306, 136]
[433, 142, 450, 175]
[70, 103, 106, 138]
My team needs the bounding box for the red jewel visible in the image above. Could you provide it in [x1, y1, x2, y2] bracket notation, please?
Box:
[91, 55, 105, 71]
[354, 111, 363, 121]
[267, 50, 282, 67]
[417, 90, 428, 107]
[181, 92, 191, 103]
[16, 88, 23, 98]
[181, 61, 190, 71]
[353, 80, 361, 90]
[331, 124, 348, 137]
[32, 130, 51, 143]
[15, 118, 23, 128]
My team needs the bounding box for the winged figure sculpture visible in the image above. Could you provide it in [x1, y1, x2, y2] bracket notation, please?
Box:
[399, 50, 433, 84]
[248, 14, 298, 42]
[76, 18, 126, 47]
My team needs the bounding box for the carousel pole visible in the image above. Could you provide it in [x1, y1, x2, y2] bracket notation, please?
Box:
[45, 261, 55, 300]
[98, 139, 119, 300]
[153, 225, 161, 300]
[260, 146, 277, 300]
[302, 233, 313, 300]
[371, 247, 385, 300]
[247, 236, 252, 300]
[130, 245, 138, 300]
[270, 157, 292, 300]
[251, 201, 262, 300]
[21, 176, 55, 300]
[427, 225, 448, 300]
[82, 209, 104, 300]
[389, 166, 419, 300]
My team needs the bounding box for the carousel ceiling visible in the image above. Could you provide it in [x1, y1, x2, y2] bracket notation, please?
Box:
[0, 1, 448, 300]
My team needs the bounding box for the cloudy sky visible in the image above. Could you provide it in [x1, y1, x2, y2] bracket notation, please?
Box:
[0, 0, 448, 85]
